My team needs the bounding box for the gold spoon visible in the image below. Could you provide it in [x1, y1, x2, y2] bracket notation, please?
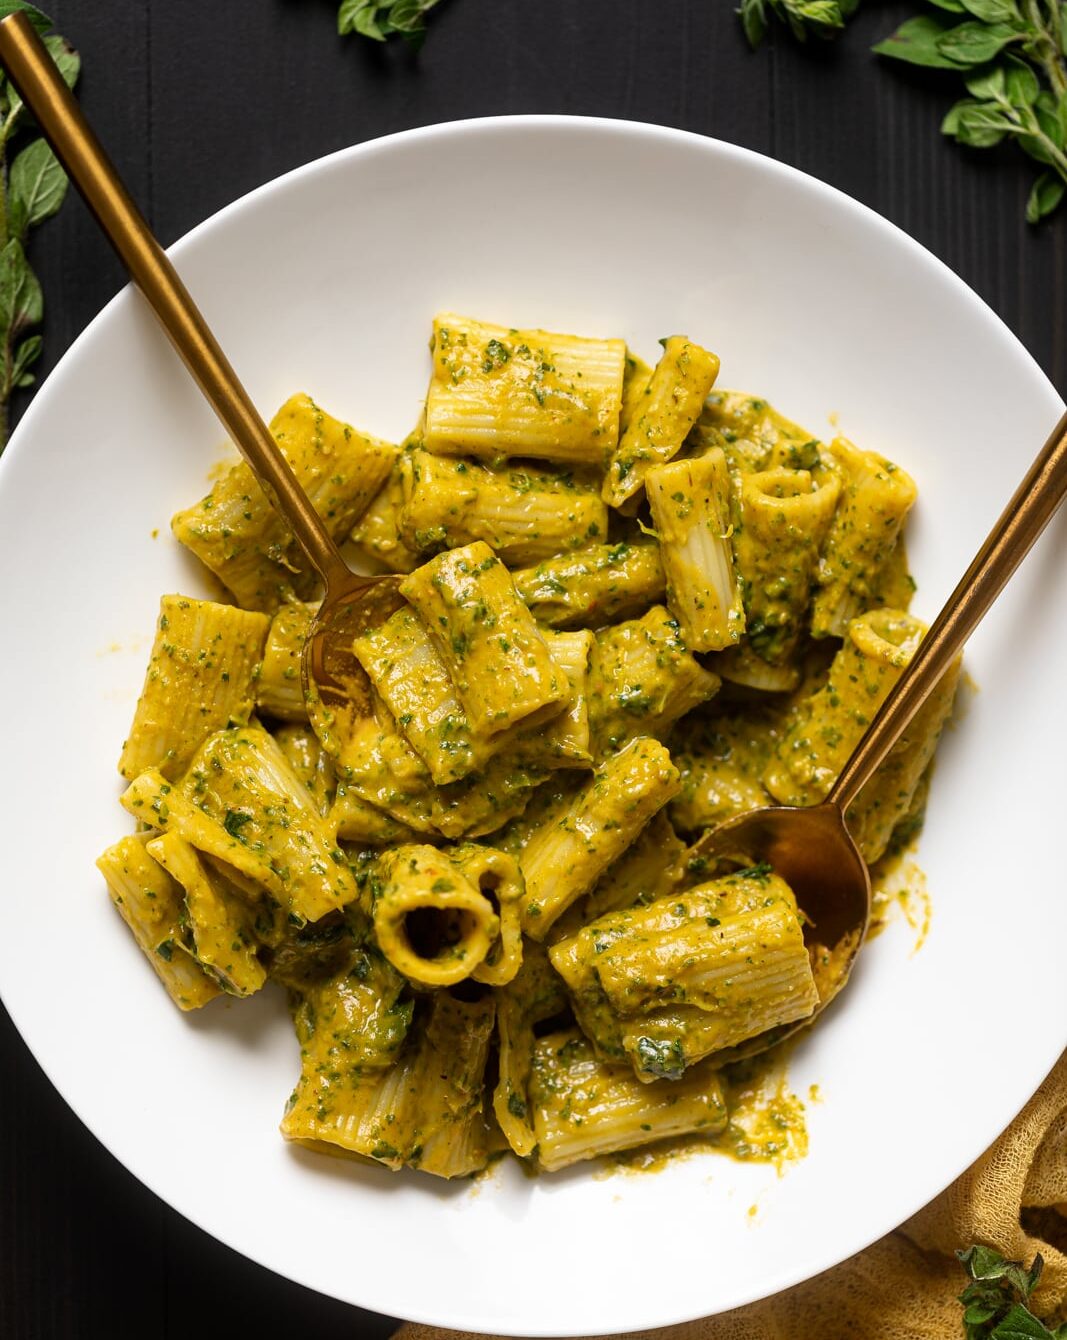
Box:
[693, 404, 1067, 1060]
[0, 12, 401, 748]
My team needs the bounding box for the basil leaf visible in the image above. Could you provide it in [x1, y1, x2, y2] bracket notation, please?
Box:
[937, 21, 1020, 65]
[873, 15, 972, 68]
[927, 0, 968, 10]
[1026, 171, 1066, 222]
[740, 0, 768, 48]
[338, 0, 385, 39]
[9, 139, 68, 232]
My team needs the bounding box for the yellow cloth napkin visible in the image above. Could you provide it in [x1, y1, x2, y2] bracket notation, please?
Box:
[396, 1050, 1067, 1340]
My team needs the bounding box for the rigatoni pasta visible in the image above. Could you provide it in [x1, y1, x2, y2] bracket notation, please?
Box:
[103, 312, 957, 1182]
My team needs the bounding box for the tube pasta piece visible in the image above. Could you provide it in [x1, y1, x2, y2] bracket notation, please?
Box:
[399, 542, 569, 736]
[448, 844, 525, 987]
[646, 449, 744, 652]
[734, 466, 841, 665]
[619, 350, 653, 437]
[328, 782, 420, 846]
[353, 606, 477, 785]
[284, 989, 495, 1179]
[172, 394, 397, 612]
[518, 737, 680, 939]
[714, 644, 801, 695]
[529, 1029, 728, 1172]
[689, 391, 823, 478]
[586, 606, 721, 759]
[255, 602, 316, 722]
[764, 607, 928, 808]
[399, 450, 608, 566]
[97, 836, 221, 1010]
[273, 723, 335, 818]
[583, 810, 686, 920]
[349, 454, 422, 573]
[493, 941, 569, 1158]
[669, 707, 782, 836]
[372, 844, 499, 986]
[145, 832, 266, 998]
[431, 757, 553, 842]
[511, 542, 666, 630]
[424, 313, 626, 466]
[121, 725, 358, 924]
[550, 869, 818, 1081]
[118, 596, 270, 782]
[846, 652, 961, 863]
[811, 438, 917, 639]
[332, 690, 438, 834]
[602, 336, 720, 509]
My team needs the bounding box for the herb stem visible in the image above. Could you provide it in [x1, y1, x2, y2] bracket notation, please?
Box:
[1023, 0, 1067, 99]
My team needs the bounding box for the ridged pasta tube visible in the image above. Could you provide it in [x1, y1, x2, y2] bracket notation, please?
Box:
[517, 737, 680, 938]
[424, 313, 626, 466]
[118, 595, 270, 781]
[372, 845, 499, 987]
[602, 336, 720, 509]
[811, 438, 917, 639]
[586, 606, 721, 759]
[846, 653, 961, 863]
[764, 607, 927, 808]
[492, 941, 569, 1158]
[121, 724, 358, 924]
[449, 844, 525, 988]
[96, 835, 221, 1010]
[255, 601, 316, 722]
[669, 706, 780, 835]
[282, 990, 495, 1180]
[146, 832, 266, 998]
[399, 542, 568, 737]
[349, 453, 421, 573]
[550, 869, 818, 1081]
[511, 541, 666, 630]
[273, 723, 335, 818]
[399, 449, 608, 566]
[529, 1030, 728, 1172]
[734, 466, 841, 665]
[645, 448, 745, 652]
[172, 394, 397, 611]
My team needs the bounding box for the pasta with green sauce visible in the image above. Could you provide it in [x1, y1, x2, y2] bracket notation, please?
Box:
[101, 316, 958, 1179]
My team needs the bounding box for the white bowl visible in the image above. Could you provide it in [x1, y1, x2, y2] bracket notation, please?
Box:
[0, 116, 1064, 1336]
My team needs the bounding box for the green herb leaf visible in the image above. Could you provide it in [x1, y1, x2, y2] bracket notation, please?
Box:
[0, 2, 51, 33]
[959, 0, 1021, 24]
[943, 97, 1016, 146]
[937, 20, 1020, 65]
[873, 14, 972, 68]
[11, 333, 41, 388]
[0, 239, 41, 336]
[42, 32, 80, 90]
[1027, 170, 1066, 220]
[988, 1305, 1058, 1339]
[338, 0, 447, 44]
[9, 139, 68, 234]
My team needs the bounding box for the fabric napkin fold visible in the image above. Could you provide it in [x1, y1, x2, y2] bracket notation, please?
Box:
[396, 1049, 1067, 1340]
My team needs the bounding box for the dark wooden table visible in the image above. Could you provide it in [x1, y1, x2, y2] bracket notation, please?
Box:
[1, 2, 1061, 1334]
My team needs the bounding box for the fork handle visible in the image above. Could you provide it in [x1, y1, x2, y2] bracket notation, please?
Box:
[0, 12, 349, 588]
[829, 405, 1067, 811]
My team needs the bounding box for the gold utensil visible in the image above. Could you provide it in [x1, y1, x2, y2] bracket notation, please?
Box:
[0, 11, 398, 747]
[693, 403, 1067, 1059]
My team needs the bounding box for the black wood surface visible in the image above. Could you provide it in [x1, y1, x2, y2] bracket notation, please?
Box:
[0, 2, 1061, 1335]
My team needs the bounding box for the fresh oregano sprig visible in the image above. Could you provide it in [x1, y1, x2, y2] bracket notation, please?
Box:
[739, 0, 1067, 222]
[337, 0, 448, 46]
[0, 1, 78, 451]
[873, 1, 1067, 223]
[957, 1245, 1067, 1339]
